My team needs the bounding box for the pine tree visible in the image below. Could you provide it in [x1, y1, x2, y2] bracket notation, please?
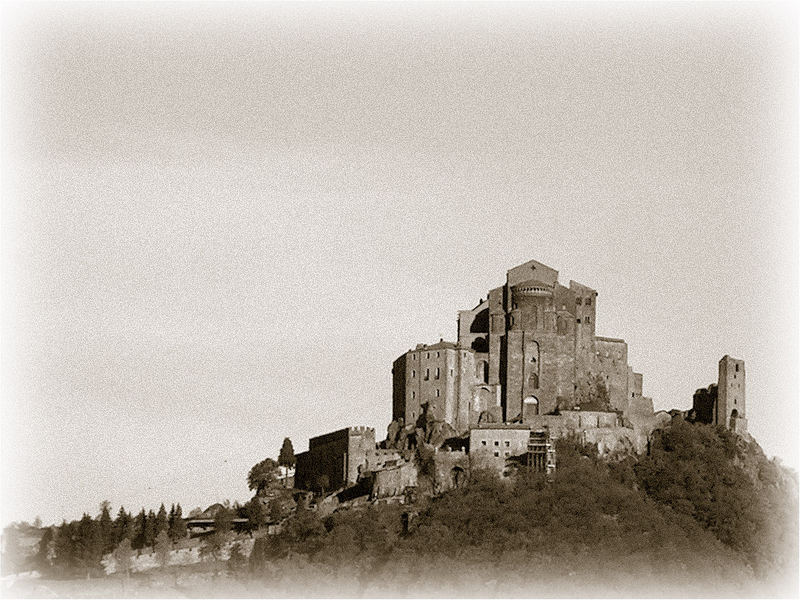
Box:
[154, 504, 168, 539]
[144, 510, 157, 550]
[75, 513, 102, 576]
[34, 526, 55, 572]
[115, 507, 133, 545]
[98, 501, 114, 555]
[133, 509, 147, 550]
[171, 504, 187, 541]
[53, 520, 76, 574]
[278, 437, 296, 468]
[278, 438, 296, 487]
[168, 504, 176, 535]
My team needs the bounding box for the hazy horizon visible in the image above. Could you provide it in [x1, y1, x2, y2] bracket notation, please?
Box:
[2, 3, 797, 526]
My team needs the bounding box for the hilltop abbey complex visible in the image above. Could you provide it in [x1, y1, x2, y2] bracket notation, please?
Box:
[393, 258, 646, 432]
[293, 259, 747, 500]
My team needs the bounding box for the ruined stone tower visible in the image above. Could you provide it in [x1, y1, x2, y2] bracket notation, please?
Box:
[691, 355, 747, 433]
[717, 355, 746, 432]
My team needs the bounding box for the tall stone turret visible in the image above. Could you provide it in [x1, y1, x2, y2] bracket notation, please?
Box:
[717, 355, 746, 432]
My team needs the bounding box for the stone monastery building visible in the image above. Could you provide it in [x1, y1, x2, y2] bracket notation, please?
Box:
[393, 259, 646, 434]
[293, 258, 746, 499]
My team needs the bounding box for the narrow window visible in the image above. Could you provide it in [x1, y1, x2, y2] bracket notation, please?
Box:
[425, 369, 430, 380]
[585, 316, 591, 324]
[435, 367, 440, 379]
[450, 369, 454, 377]
[411, 370, 415, 378]
[494, 441, 499, 447]
[481, 440, 487, 446]
[504, 441, 510, 448]
[735, 364, 739, 372]
[411, 391, 415, 400]
[576, 318, 581, 324]
[426, 353, 429, 359]
[435, 389, 440, 397]
[436, 352, 440, 358]
[494, 451, 499, 457]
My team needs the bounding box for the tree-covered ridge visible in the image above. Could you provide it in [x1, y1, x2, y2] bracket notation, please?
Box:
[3, 424, 796, 596]
[247, 423, 797, 596]
[635, 420, 798, 577]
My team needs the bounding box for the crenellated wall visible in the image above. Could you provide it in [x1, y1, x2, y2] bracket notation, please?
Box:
[295, 427, 375, 493]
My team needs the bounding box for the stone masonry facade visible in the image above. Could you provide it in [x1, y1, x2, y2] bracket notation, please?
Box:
[394, 259, 647, 433]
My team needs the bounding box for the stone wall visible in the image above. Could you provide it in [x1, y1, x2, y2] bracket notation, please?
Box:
[521, 409, 667, 456]
[295, 427, 375, 492]
[431, 448, 469, 493]
[393, 343, 477, 434]
[346, 427, 376, 486]
[692, 385, 717, 424]
[594, 337, 630, 411]
[372, 462, 418, 499]
[469, 426, 530, 475]
[364, 448, 403, 473]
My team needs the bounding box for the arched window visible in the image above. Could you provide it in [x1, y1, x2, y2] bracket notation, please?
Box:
[529, 373, 540, 389]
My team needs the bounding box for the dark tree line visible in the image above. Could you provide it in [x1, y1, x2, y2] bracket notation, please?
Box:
[33, 501, 188, 577]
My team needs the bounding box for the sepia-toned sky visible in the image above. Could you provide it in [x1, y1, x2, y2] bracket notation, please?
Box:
[2, 3, 797, 526]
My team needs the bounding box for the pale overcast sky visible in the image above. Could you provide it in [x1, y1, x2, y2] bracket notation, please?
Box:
[2, 3, 797, 525]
